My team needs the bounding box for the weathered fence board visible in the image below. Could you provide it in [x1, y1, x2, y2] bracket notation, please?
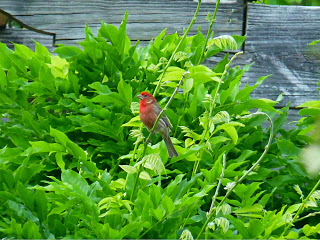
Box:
[0, 28, 54, 51]
[0, 0, 243, 47]
[239, 4, 320, 108]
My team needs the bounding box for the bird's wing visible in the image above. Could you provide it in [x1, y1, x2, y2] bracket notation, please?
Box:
[153, 103, 173, 130]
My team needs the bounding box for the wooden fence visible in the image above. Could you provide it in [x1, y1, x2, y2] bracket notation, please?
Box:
[1, 0, 320, 124]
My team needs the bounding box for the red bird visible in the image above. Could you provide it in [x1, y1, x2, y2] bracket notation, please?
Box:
[137, 92, 178, 158]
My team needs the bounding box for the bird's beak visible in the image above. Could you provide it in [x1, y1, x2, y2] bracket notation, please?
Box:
[137, 94, 143, 100]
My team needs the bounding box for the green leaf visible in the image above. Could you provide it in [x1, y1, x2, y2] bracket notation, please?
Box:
[119, 222, 142, 238]
[50, 127, 87, 161]
[277, 139, 301, 156]
[273, 103, 289, 134]
[117, 11, 130, 57]
[154, 28, 167, 49]
[0, 169, 15, 190]
[285, 231, 299, 239]
[184, 77, 194, 94]
[14, 43, 36, 59]
[302, 224, 318, 236]
[189, 65, 220, 87]
[118, 79, 132, 106]
[232, 35, 246, 49]
[165, 174, 185, 197]
[215, 122, 244, 144]
[99, 21, 120, 46]
[120, 165, 137, 174]
[35, 41, 51, 62]
[233, 204, 264, 214]
[215, 217, 229, 234]
[61, 169, 90, 194]
[0, 42, 13, 69]
[309, 39, 320, 45]
[55, 152, 65, 171]
[22, 220, 42, 239]
[234, 99, 277, 113]
[17, 182, 34, 211]
[248, 219, 264, 238]
[228, 215, 249, 239]
[208, 35, 237, 50]
[162, 66, 186, 82]
[298, 100, 320, 108]
[39, 64, 56, 93]
[34, 190, 48, 223]
[235, 80, 262, 101]
[137, 153, 165, 175]
[89, 81, 112, 95]
[161, 195, 174, 214]
[180, 229, 194, 240]
[22, 141, 65, 156]
[139, 171, 152, 180]
[53, 219, 66, 237]
[54, 45, 83, 59]
[0, 66, 6, 90]
[122, 115, 141, 127]
[209, 136, 230, 146]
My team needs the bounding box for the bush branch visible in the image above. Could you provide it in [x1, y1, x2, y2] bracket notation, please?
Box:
[198, 0, 221, 64]
[130, 71, 189, 201]
[209, 153, 226, 213]
[280, 176, 320, 238]
[153, 0, 202, 97]
[196, 111, 274, 239]
[192, 52, 243, 176]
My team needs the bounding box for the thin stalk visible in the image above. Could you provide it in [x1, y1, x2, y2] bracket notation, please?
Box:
[293, 211, 320, 223]
[130, 125, 143, 164]
[198, 0, 221, 64]
[204, 153, 226, 238]
[153, 0, 202, 97]
[149, 71, 190, 141]
[196, 111, 274, 239]
[130, 71, 190, 201]
[280, 177, 320, 238]
[192, 52, 243, 177]
[130, 164, 142, 202]
[174, 91, 189, 138]
[209, 153, 226, 212]
[212, 51, 243, 110]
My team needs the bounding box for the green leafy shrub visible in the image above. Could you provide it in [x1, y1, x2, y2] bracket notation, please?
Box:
[0, 9, 320, 240]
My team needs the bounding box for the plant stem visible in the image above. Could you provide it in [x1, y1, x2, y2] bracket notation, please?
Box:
[196, 111, 274, 239]
[153, 0, 202, 97]
[209, 153, 226, 212]
[192, 52, 243, 177]
[198, 0, 221, 64]
[130, 71, 189, 201]
[130, 125, 143, 164]
[280, 177, 320, 238]
[204, 153, 226, 238]
[174, 92, 189, 138]
[130, 164, 142, 202]
[149, 71, 190, 142]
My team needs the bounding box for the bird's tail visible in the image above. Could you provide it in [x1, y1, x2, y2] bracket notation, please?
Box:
[163, 135, 178, 158]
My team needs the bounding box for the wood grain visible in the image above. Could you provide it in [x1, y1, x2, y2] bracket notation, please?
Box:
[0, 0, 243, 46]
[236, 4, 319, 108]
[0, 28, 54, 51]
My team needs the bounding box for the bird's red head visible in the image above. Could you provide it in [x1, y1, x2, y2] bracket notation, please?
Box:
[137, 91, 156, 106]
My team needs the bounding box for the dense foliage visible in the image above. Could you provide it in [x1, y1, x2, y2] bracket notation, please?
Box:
[0, 10, 320, 239]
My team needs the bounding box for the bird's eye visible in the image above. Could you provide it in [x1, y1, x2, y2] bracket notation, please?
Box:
[143, 95, 147, 98]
